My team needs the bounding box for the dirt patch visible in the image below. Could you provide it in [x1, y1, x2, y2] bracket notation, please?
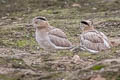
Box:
[0, 0, 120, 80]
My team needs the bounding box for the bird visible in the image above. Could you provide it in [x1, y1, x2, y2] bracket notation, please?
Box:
[32, 16, 72, 51]
[79, 20, 111, 53]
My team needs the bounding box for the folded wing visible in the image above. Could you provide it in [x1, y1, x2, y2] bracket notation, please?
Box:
[49, 28, 67, 38]
[80, 30, 110, 52]
[48, 28, 72, 48]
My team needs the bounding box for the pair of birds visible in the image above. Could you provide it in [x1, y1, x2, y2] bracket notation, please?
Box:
[32, 16, 111, 53]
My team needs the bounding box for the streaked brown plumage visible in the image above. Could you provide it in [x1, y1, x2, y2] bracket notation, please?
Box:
[80, 20, 111, 53]
[32, 16, 72, 50]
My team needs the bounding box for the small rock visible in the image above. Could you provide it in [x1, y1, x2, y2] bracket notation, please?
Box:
[72, 3, 81, 8]
[18, 18, 23, 21]
[115, 50, 120, 53]
[1, 16, 7, 20]
[92, 7, 97, 10]
[36, 47, 40, 50]
[72, 55, 81, 63]
[13, 22, 17, 24]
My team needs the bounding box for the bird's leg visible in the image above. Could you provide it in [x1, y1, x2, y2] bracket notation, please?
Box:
[55, 46, 73, 50]
[70, 45, 81, 51]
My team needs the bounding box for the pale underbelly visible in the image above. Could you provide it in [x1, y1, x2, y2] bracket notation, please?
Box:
[36, 39, 55, 50]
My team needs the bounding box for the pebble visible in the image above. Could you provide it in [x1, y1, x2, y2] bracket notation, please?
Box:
[72, 55, 81, 63]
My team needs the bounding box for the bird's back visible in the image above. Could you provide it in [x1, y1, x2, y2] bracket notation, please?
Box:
[48, 27, 72, 48]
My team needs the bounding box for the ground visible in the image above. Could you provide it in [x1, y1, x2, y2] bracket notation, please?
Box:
[0, 0, 120, 80]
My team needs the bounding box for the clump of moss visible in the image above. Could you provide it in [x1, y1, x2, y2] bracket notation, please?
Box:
[91, 64, 105, 70]
[16, 40, 29, 48]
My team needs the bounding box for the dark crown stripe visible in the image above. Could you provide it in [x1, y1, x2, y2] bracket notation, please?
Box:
[36, 17, 46, 21]
[81, 21, 89, 26]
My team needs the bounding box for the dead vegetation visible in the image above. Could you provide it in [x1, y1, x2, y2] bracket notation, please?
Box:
[0, 0, 120, 80]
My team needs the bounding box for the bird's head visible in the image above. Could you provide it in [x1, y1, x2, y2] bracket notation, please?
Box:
[81, 20, 93, 26]
[80, 20, 94, 31]
[32, 16, 49, 28]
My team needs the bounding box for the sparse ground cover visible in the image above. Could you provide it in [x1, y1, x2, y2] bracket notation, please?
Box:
[0, 0, 120, 80]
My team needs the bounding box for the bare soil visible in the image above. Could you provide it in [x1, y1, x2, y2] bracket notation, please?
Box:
[0, 0, 120, 80]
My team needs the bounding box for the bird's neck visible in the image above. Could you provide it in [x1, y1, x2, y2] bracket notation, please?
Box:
[36, 28, 49, 39]
[36, 27, 49, 33]
[37, 26, 48, 30]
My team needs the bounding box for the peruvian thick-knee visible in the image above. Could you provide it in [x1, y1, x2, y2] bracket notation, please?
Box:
[80, 20, 111, 53]
[32, 16, 72, 51]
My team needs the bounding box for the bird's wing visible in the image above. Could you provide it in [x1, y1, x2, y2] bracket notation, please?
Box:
[80, 30, 110, 52]
[48, 27, 67, 38]
[99, 32, 111, 48]
[99, 32, 108, 41]
[48, 28, 72, 48]
[82, 30, 104, 43]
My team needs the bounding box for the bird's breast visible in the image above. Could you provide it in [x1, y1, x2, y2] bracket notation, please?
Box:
[35, 30, 55, 49]
[35, 30, 49, 42]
